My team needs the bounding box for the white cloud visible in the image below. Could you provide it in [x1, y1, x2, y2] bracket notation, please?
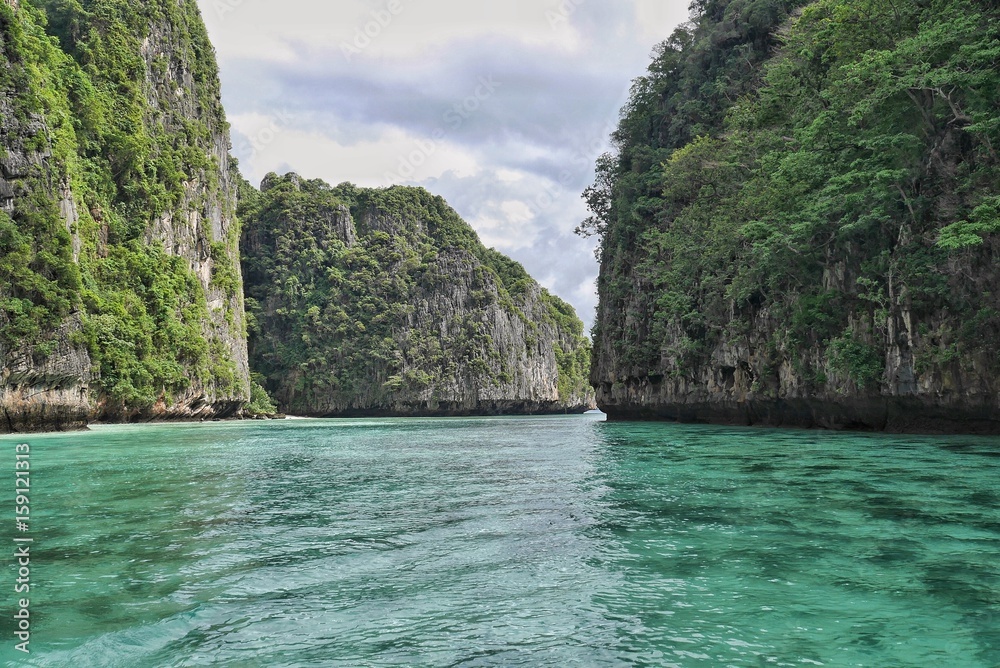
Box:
[204, 0, 585, 65]
[199, 0, 688, 331]
[469, 198, 540, 251]
[495, 168, 524, 183]
[500, 199, 533, 223]
[231, 118, 481, 189]
[634, 0, 691, 42]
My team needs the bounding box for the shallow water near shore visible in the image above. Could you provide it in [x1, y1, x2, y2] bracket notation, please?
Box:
[1, 416, 999, 666]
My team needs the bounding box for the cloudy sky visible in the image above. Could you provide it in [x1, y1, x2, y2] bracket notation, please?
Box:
[198, 0, 690, 332]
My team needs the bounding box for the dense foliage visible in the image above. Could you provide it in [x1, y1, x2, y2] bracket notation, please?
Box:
[0, 0, 244, 410]
[585, 0, 1000, 400]
[242, 174, 592, 413]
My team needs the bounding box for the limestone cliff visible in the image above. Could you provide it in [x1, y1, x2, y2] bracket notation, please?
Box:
[586, 0, 1000, 433]
[241, 174, 595, 416]
[0, 0, 248, 432]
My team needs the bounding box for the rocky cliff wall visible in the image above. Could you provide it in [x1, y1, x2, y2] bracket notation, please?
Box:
[0, 0, 248, 432]
[242, 174, 595, 416]
[127, 3, 250, 419]
[587, 0, 1000, 434]
[1, 8, 87, 431]
[594, 273, 1000, 433]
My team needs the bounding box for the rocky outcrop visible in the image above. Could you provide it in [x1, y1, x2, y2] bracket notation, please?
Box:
[322, 246, 587, 416]
[594, 293, 1000, 434]
[592, 228, 1000, 433]
[0, 4, 91, 432]
[129, 8, 250, 419]
[242, 174, 595, 416]
[0, 0, 248, 432]
[588, 0, 1000, 434]
[0, 316, 92, 433]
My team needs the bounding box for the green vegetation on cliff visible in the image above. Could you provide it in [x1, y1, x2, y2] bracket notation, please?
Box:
[241, 173, 593, 415]
[1, 0, 590, 428]
[0, 0, 246, 418]
[584, 0, 1000, 427]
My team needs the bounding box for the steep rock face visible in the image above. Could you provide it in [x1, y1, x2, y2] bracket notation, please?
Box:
[0, 3, 94, 432]
[595, 293, 1000, 433]
[587, 0, 1000, 433]
[1, 316, 92, 432]
[242, 174, 594, 416]
[128, 4, 250, 419]
[0, 0, 248, 432]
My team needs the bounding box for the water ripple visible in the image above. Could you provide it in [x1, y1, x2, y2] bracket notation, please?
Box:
[3, 417, 1000, 666]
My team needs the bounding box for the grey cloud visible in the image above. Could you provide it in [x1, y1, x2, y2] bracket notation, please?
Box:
[225, 36, 628, 153]
[203, 0, 681, 332]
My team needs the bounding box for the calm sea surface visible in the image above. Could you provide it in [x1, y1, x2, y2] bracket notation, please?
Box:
[1, 415, 999, 667]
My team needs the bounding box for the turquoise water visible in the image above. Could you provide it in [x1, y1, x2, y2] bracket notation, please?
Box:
[2, 416, 999, 666]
